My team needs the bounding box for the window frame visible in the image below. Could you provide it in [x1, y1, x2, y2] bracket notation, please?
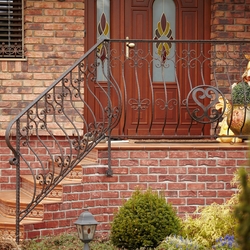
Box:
[0, 0, 25, 60]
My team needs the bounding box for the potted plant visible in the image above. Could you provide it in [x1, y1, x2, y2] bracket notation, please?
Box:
[227, 61, 250, 136]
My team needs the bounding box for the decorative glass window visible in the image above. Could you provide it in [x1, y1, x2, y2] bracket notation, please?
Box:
[153, 0, 175, 82]
[96, 0, 110, 81]
[0, 0, 24, 59]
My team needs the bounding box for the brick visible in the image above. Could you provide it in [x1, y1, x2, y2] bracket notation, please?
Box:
[218, 159, 236, 166]
[102, 191, 119, 198]
[90, 192, 102, 199]
[217, 175, 234, 182]
[160, 159, 178, 166]
[120, 176, 138, 182]
[179, 175, 197, 182]
[53, 212, 66, 220]
[179, 190, 197, 197]
[66, 210, 79, 219]
[45, 203, 60, 211]
[130, 151, 148, 158]
[130, 167, 148, 174]
[34, 16, 53, 23]
[33, 2, 54, 8]
[188, 167, 206, 174]
[111, 167, 129, 174]
[225, 25, 245, 32]
[217, 190, 235, 197]
[207, 167, 225, 174]
[149, 167, 167, 174]
[96, 199, 109, 206]
[65, 10, 84, 16]
[148, 183, 166, 190]
[179, 159, 197, 166]
[168, 183, 186, 190]
[54, 16, 75, 23]
[207, 183, 225, 189]
[45, 221, 59, 229]
[198, 191, 216, 197]
[169, 151, 187, 158]
[44, 9, 64, 16]
[109, 183, 128, 190]
[168, 167, 186, 174]
[208, 151, 225, 158]
[187, 183, 205, 190]
[120, 159, 139, 166]
[189, 151, 206, 158]
[159, 175, 177, 182]
[140, 159, 158, 166]
[55, 31, 73, 37]
[198, 160, 217, 166]
[139, 175, 157, 182]
[187, 198, 205, 205]
[167, 198, 186, 205]
[150, 151, 168, 158]
[112, 151, 129, 158]
[54, 2, 74, 8]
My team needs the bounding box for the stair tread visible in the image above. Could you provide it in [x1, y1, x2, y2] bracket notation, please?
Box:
[21, 174, 82, 186]
[0, 189, 61, 205]
[0, 212, 42, 226]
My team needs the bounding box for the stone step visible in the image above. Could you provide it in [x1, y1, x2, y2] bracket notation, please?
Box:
[21, 174, 82, 199]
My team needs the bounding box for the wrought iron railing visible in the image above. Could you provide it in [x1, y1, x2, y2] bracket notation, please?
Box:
[4, 39, 250, 242]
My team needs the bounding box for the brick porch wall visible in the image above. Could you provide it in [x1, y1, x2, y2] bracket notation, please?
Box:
[22, 143, 249, 239]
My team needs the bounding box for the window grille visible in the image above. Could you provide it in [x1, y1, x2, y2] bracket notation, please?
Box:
[0, 0, 24, 59]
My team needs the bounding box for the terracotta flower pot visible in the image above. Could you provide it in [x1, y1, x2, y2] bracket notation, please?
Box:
[227, 105, 250, 135]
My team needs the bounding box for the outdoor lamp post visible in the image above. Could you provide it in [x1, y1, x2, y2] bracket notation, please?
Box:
[75, 210, 99, 250]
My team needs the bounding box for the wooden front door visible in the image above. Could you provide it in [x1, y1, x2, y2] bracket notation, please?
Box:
[85, 0, 211, 138]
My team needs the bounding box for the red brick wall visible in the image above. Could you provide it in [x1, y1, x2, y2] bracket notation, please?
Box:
[22, 143, 249, 239]
[211, 0, 250, 40]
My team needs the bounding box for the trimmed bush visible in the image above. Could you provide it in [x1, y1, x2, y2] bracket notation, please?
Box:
[111, 189, 181, 249]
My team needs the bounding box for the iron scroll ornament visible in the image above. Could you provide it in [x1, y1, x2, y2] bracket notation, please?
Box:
[186, 85, 226, 124]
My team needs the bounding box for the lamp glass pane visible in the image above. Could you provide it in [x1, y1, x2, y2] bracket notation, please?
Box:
[83, 225, 97, 241]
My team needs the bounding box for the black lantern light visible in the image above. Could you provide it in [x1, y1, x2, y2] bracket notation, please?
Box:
[75, 210, 99, 250]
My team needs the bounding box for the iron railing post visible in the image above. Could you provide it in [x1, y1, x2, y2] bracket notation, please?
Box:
[106, 40, 113, 176]
[15, 119, 21, 244]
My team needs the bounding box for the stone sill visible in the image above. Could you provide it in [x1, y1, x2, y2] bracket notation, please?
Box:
[95, 140, 249, 151]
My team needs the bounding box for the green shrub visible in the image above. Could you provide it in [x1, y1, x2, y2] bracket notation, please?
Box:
[21, 232, 83, 250]
[111, 189, 181, 250]
[181, 202, 237, 248]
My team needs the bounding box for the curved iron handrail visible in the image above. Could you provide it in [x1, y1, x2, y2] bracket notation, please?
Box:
[4, 39, 123, 243]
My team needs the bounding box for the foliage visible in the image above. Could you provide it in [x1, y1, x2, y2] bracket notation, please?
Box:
[20, 232, 83, 250]
[110, 189, 181, 250]
[181, 202, 237, 248]
[234, 167, 250, 250]
[231, 81, 250, 104]
[0, 237, 20, 250]
[155, 235, 205, 250]
[212, 235, 239, 249]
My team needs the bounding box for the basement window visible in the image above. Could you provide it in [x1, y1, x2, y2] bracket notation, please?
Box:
[0, 0, 24, 59]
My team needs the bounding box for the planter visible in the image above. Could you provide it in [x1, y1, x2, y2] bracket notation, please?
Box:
[227, 104, 250, 135]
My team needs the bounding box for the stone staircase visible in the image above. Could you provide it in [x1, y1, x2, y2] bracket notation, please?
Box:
[0, 149, 99, 240]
